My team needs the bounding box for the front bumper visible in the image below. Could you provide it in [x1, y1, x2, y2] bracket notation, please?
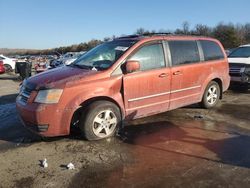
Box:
[229, 63, 250, 85]
[230, 74, 250, 85]
[16, 98, 73, 137]
[18, 113, 49, 133]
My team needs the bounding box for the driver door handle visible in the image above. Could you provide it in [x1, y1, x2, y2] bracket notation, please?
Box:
[173, 71, 182, 75]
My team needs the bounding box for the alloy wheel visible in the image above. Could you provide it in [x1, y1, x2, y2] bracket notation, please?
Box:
[206, 85, 218, 105]
[92, 110, 117, 138]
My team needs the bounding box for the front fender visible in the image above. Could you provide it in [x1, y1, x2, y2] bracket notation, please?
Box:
[58, 75, 125, 133]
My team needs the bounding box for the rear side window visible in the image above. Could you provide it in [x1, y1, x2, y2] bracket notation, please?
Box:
[129, 43, 165, 71]
[168, 41, 200, 66]
[200, 40, 225, 61]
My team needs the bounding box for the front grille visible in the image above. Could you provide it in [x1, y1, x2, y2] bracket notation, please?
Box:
[229, 63, 245, 77]
[229, 67, 242, 76]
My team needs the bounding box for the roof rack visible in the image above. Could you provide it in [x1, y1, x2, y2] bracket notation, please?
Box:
[115, 33, 173, 40]
[142, 32, 173, 36]
[115, 35, 141, 39]
[115, 33, 209, 40]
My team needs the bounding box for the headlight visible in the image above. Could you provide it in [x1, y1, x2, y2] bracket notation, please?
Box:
[244, 67, 250, 75]
[240, 67, 246, 73]
[35, 89, 63, 104]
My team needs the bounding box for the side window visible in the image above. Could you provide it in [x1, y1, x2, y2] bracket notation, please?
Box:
[129, 43, 165, 71]
[168, 41, 200, 66]
[200, 40, 225, 61]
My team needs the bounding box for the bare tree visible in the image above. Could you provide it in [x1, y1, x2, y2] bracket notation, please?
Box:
[135, 28, 149, 35]
[193, 24, 212, 36]
[182, 21, 190, 34]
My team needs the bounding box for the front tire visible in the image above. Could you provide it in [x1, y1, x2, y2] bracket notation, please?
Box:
[201, 81, 220, 109]
[4, 64, 12, 73]
[231, 85, 249, 92]
[80, 101, 121, 141]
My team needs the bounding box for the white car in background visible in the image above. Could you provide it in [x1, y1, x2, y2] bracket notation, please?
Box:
[0, 54, 17, 72]
[228, 44, 250, 90]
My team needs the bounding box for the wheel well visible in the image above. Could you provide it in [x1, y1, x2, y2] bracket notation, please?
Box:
[4, 64, 12, 68]
[212, 78, 223, 99]
[70, 97, 123, 132]
[79, 97, 122, 114]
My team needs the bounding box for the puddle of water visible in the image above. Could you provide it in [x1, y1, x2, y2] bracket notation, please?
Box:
[69, 120, 250, 187]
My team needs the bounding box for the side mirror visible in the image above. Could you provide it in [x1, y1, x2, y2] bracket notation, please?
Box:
[126, 60, 140, 73]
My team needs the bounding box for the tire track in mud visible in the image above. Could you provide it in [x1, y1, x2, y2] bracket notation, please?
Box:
[0, 103, 16, 121]
[0, 103, 41, 152]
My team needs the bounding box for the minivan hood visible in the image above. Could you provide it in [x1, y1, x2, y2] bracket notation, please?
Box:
[228, 57, 250, 64]
[28, 66, 98, 89]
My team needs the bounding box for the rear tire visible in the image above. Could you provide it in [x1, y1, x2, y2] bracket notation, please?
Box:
[80, 101, 121, 141]
[201, 81, 220, 109]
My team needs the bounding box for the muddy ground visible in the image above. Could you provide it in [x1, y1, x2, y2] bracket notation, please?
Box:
[0, 73, 250, 188]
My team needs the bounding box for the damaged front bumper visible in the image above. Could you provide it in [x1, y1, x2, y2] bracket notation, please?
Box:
[16, 98, 72, 137]
[18, 114, 49, 133]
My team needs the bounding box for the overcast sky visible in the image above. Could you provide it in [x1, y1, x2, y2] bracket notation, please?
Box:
[1, 0, 250, 49]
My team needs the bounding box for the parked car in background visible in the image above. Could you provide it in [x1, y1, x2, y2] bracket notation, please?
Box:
[228, 44, 250, 91]
[34, 59, 49, 73]
[0, 54, 17, 72]
[225, 48, 236, 56]
[16, 34, 230, 141]
[50, 51, 86, 68]
[0, 60, 6, 74]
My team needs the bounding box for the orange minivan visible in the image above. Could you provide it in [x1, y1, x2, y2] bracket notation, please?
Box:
[16, 34, 230, 140]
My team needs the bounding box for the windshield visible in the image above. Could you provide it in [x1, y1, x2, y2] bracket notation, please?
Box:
[228, 47, 250, 58]
[72, 40, 137, 70]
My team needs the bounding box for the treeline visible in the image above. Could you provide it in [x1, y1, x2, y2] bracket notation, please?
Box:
[22, 39, 103, 56]
[4, 22, 250, 56]
[136, 22, 250, 49]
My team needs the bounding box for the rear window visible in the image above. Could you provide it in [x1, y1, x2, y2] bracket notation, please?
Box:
[200, 40, 225, 61]
[168, 41, 200, 66]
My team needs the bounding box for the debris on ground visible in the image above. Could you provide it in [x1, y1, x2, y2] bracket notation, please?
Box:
[193, 115, 204, 119]
[42, 158, 48, 168]
[15, 137, 25, 146]
[67, 163, 75, 170]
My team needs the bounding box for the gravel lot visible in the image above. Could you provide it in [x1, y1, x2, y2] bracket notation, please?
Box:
[0, 73, 250, 188]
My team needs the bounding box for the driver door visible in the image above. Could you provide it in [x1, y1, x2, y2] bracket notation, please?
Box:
[123, 42, 171, 119]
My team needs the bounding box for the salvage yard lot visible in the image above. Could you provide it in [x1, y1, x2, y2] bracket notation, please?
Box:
[0, 73, 250, 188]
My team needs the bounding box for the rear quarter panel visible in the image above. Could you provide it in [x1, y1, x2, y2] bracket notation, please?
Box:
[200, 58, 230, 101]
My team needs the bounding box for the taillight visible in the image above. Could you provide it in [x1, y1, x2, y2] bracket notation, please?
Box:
[0, 60, 3, 65]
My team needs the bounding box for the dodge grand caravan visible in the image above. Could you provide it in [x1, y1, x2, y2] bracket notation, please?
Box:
[16, 34, 230, 140]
